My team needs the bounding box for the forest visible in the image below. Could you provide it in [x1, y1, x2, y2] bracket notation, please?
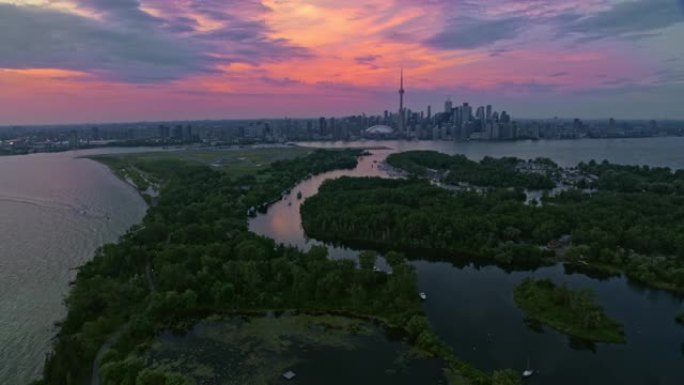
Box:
[301, 169, 684, 292]
[513, 278, 624, 343]
[386, 151, 557, 189]
[34, 149, 497, 385]
[578, 159, 684, 194]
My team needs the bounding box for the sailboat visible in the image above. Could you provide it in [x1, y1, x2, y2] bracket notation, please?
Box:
[522, 357, 534, 378]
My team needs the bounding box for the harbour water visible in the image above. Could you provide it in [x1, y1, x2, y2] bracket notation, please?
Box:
[250, 138, 684, 385]
[2, 138, 684, 384]
[0, 149, 151, 384]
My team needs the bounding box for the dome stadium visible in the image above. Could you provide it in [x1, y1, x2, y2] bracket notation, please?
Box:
[365, 125, 395, 135]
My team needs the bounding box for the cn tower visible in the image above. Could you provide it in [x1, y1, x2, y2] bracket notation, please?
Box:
[399, 68, 405, 135]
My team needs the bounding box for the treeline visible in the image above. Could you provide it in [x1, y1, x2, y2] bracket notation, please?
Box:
[579, 159, 684, 194]
[514, 278, 624, 343]
[302, 177, 552, 266]
[243, 149, 361, 209]
[676, 312, 684, 325]
[387, 151, 557, 190]
[35, 149, 491, 385]
[301, 176, 684, 291]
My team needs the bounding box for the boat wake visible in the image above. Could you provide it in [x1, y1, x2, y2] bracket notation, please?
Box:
[0, 194, 109, 220]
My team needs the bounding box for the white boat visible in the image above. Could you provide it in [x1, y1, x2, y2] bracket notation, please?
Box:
[419, 292, 427, 301]
[522, 358, 534, 378]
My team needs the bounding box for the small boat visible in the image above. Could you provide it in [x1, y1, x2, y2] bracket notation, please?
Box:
[282, 370, 296, 380]
[522, 358, 534, 378]
[419, 292, 427, 301]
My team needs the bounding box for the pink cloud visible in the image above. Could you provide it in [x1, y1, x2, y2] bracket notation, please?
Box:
[0, 0, 682, 123]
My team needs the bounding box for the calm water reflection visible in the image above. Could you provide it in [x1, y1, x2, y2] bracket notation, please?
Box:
[0, 148, 163, 384]
[250, 138, 684, 385]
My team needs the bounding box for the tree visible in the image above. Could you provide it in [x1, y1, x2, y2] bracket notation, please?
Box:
[308, 245, 329, 261]
[359, 250, 377, 271]
[384, 251, 405, 269]
[101, 357, 145, 385]
[492, 369, 522, 385]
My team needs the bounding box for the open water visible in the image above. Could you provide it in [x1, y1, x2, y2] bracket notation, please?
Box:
[3, 138, 684, 384]
[0, 149, 151, 384]
[250, 138, 684, 385]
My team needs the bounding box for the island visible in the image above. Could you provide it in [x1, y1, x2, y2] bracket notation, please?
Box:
[301, 150, 684, 293]
[32, 148, 512, 385]
[513, 278, 625, 343]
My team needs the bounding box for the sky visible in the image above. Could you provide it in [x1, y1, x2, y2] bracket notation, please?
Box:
[1, 0, 684, 125]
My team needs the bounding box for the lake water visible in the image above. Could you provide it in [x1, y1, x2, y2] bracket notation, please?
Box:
[0, 148, 155, 384]
[249, 138, 684, 385]
[3, 139, 684, 384]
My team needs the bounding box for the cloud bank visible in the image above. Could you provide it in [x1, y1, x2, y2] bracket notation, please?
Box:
[0, 0, 683, 123]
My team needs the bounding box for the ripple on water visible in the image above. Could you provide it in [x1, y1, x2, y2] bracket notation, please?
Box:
[0, 150, 147, 384]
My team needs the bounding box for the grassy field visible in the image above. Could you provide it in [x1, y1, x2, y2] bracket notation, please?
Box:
[89, 146, 314, 178]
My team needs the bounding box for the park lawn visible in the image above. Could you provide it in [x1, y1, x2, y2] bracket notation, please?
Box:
[89, 146, 313, 177]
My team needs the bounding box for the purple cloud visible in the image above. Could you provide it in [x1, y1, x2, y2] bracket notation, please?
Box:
[554, 0, 684, 42]
[424, 16, 524, 50]
[0, 1, 307, 83]
[355, 55, 381, 69]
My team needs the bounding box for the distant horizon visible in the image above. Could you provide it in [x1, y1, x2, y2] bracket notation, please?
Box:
[2, 113, 683, 129]
[2, 0, 684, 124]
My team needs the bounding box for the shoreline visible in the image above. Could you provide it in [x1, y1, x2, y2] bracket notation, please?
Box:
[43, 147, 484, 385]
[0, 153, 149, 385]
[514, 278, 626, 344]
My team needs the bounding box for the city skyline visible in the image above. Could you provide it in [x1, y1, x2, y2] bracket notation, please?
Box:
[1, 0, 684, 125]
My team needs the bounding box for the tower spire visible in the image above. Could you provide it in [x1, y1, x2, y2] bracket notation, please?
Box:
[400, 68, 404, 92]
[399, 68, 406, 136]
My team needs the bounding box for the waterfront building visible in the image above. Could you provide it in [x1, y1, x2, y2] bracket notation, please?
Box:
[444, 99, 453, 114]
[462, 103, 472, 123]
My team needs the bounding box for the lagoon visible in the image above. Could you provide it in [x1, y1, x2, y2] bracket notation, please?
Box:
[250, 138, 684, 385]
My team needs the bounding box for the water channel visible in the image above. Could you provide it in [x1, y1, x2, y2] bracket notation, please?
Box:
[249, 139, 684, 385]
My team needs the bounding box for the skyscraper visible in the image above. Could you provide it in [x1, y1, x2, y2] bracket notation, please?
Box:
[486, 105, 492, 122]
[453, 106, 463, 134]
[476, 106, 485, 122]
[399, 69, 406, 135]
[444, 98, 453, 114]
[462, 103, 472, 123]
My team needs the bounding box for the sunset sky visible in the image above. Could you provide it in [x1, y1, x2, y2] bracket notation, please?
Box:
[1, 0, 684, 124]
